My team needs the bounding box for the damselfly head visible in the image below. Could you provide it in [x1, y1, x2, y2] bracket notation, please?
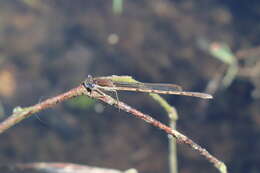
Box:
[83, 75, 96, 91]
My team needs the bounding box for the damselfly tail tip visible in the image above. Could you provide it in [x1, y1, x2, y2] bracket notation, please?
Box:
[184, 92, 213, 99]
[204, 94, 213, 99]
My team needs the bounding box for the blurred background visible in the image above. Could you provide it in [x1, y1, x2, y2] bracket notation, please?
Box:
[0, 1, 259, 173]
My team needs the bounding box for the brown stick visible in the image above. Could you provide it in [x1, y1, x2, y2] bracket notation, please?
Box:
[0, 85, 86, 134]
[88, 89, 227, 173]
[0, 83, 227, 173]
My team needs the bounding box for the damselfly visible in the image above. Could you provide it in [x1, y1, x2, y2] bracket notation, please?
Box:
[83, 75, 213, 99]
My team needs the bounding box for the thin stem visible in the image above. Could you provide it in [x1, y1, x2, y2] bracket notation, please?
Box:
[0, 85, 86, 134]
[149, 93, 178, 173]
[88, 89, 227, 173]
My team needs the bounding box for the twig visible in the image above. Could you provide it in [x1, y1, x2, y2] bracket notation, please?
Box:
[0, 85, 86, 134]
[83, 88, 227, 173]
[0, 81, 227, 173]
[149, 93, 179, 173]
[0, 162, 136, 173]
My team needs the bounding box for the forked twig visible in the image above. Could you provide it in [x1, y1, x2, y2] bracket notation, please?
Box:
[0, 81, 227, 173]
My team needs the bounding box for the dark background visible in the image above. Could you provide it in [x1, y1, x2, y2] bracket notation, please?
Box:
[0, 1, 259, 173]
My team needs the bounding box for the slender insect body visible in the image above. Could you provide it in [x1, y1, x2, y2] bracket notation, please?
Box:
[83, 75, 213, 99]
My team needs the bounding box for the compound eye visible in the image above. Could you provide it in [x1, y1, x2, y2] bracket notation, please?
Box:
[83, 80, 95, 90]
[88, 83, 95, 89]
[87, 75, 94, 82]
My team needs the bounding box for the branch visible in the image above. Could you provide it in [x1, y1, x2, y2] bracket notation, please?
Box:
[0, 81, 227, 173]
[85, 89, 227, 173]
[0, 162, 135, 173]
[0, 85, 86, 133]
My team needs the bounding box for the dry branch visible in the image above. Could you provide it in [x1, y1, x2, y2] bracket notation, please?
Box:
[0, 81, 227, 173]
